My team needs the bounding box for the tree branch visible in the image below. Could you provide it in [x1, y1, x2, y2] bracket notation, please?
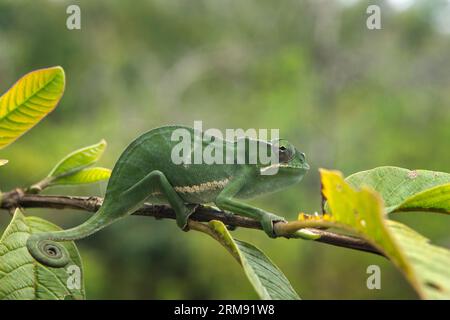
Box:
[0, 189, 382, 256]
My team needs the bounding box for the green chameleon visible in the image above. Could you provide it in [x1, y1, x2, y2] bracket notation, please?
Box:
[27, 126, 310, 267]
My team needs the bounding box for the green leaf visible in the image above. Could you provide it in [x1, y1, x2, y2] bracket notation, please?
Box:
[48, 140, 107, 178]
[346, 166, 450, 214]
[0, 209, 85, 300]
[50, 167, 111, 185]
[393, 183, 450, 214]
[0, 67, 65, 149]
[0, 159, 7, 166]
[316, 169, 450, 299]
[29, 140, 109, 192]
[195, 220, 300, 300]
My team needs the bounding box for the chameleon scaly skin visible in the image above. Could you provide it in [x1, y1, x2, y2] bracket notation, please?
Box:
[27, 125, 309, 267]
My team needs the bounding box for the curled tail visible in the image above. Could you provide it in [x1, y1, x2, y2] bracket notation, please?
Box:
[27, 206, 118, 268]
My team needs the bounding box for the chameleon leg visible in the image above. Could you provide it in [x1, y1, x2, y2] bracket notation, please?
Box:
[122, 170, 194, 230]
[26, 170, 193, 268]
[215, 175, 286, 238]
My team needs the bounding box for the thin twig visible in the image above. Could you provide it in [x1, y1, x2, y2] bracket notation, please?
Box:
[0, 189, 382, 256]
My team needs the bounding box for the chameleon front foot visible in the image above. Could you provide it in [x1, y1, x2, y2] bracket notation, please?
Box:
[260, 213, 286, 238]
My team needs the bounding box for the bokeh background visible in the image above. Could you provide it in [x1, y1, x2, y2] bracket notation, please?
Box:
[1, 0, 450, 299]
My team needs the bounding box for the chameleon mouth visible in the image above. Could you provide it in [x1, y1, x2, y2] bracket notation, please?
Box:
[259, 162, 309, 174]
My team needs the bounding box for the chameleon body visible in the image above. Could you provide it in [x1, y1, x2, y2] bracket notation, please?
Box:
[27, 126, 309, 267]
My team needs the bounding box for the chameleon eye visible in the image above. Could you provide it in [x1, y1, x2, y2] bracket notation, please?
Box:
[278, 146, 292, 162]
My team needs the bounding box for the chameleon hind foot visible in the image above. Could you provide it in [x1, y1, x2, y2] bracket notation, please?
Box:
[176, 204, 198, 232]
[124, 170, 199, 233]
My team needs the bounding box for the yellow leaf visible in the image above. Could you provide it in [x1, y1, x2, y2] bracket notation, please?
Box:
[318, 169, 450, 299]
[320, 169, 412, 274]
[282, 169, 450, 298]
[0, 66, 65, 149]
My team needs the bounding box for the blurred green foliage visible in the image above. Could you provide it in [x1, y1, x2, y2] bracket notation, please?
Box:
[0, 0, 449, 299]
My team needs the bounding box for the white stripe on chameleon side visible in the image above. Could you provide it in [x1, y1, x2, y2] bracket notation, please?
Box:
[174, 178, 230, 193]
[150, 178, 230, 196]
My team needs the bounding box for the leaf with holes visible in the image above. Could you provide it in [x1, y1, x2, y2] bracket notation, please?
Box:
[313, 169, 450, 299]
[0, 209, 85, 300]
[0, 67, 65, 149]
[320, 169, 412, 275]
[346, 166, 450, 214]
[196, 220, 300, 300]
[387, 220, 450, 299]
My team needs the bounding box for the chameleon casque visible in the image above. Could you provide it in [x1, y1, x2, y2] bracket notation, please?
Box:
[27, 125, 309, 267]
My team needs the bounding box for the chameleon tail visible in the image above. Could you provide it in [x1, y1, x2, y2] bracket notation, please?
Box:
[26, 206, 119, 268]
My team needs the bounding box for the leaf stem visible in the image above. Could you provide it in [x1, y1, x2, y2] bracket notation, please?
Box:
[27, 177, 53, 194]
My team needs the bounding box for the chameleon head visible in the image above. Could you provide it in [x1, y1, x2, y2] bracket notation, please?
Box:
[26, 234, 70, 268]
[259, 139, 309, 180]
